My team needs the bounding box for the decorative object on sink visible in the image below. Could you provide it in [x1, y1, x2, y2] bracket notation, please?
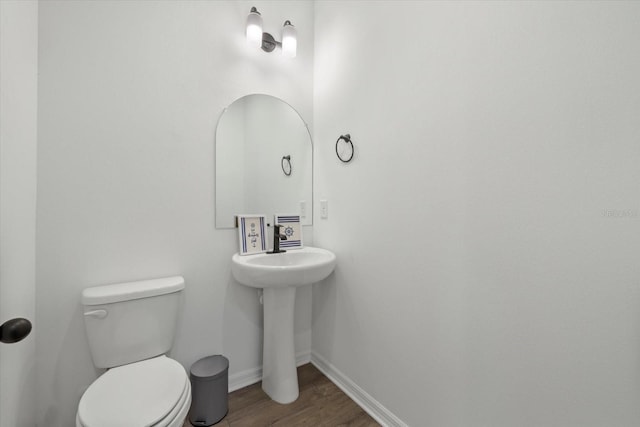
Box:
[237, 215, 267, 256]
[274, 214, 302, 250]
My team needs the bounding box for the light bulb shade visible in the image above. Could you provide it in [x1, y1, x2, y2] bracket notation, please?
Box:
[282, 21, 297, 58]
[246, 8, 263, 48]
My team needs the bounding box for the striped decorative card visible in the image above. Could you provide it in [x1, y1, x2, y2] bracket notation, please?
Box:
[237, 215, 268, 255]
[275, 214, 303, 250]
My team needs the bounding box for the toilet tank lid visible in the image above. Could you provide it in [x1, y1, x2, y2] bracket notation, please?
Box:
[82, 276, 185, 306]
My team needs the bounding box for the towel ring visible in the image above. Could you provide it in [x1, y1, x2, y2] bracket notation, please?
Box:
[336, 134, 354, 163]
[281, 155, 292, 176]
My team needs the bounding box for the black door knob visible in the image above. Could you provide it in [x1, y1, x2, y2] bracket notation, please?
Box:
[0, 318, 32, 344]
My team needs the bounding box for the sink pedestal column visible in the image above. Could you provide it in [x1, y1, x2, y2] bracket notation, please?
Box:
[261, 286, 299, 404]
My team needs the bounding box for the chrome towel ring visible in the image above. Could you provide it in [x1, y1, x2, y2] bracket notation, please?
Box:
[281, 155, 292, 176]
[336, 134, 354, 163]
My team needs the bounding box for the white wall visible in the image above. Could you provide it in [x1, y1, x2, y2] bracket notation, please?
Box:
[0, 1, 38, 426]
[36, 1, 313, 425]
[313, 2, 640, 426]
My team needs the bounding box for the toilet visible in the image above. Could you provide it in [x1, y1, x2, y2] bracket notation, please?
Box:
[76, 276, 191, 427]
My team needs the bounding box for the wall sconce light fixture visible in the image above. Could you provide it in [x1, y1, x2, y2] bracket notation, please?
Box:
[246, 7, 297, 58]
[246, 7, 263, 48]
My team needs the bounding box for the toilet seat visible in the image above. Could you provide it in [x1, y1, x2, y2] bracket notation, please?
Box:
[76, 355, 191, 427]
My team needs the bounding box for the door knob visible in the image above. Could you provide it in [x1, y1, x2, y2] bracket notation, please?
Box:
[0, 318, 32, 344]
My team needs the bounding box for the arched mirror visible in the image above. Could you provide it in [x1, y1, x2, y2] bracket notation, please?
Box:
[215, 94, 312, 229]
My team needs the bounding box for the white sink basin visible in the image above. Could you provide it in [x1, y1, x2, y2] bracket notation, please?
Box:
[230, 246, 336, 404]
[231, 246, 336, 288]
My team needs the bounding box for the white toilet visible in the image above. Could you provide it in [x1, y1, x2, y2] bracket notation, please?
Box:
[76, 276, 191, 427]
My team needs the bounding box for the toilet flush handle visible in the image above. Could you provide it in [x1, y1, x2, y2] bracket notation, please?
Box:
[84, 309, 108, 319]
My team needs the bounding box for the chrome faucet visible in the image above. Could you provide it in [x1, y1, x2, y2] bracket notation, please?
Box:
[267, 224, 287, 254]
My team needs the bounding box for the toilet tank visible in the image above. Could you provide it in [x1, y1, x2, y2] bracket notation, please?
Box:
[82, 276, 185, 369]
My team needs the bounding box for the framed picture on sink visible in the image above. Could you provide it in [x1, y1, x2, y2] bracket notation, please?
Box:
[237, 214, 268, 255]
[274, 214, 303, 250]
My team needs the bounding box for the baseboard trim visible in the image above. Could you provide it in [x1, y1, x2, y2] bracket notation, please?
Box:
[310, 351, 407, 427]
[228, 351, 311, 392]
[228, 365, 261, 392]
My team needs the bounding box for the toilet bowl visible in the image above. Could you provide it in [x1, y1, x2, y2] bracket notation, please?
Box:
[76, 356, 191, 427]
[77, 277, 190, 427]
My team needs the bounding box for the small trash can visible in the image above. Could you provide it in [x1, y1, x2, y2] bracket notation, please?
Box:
[189, 355, 229, 426]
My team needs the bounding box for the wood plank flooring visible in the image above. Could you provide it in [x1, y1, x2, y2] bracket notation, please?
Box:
[184, 363, 380, 426]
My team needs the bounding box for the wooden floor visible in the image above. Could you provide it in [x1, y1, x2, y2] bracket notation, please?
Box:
[185, 363, 379, 426]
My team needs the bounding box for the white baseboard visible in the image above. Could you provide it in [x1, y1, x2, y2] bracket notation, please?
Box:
[228, 365, 261, 392]
[228, 351, 311, 392]
[310, 351, 407, 427]
[296, 350, 311, 366]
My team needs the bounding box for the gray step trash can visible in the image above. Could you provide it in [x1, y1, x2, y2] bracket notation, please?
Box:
[189, 355, 229, 426]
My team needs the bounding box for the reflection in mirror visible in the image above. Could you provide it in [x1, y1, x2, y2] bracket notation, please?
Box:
[215, 94, 312, 229]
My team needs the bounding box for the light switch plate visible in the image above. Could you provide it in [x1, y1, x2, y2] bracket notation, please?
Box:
[320, 200, 328, 219]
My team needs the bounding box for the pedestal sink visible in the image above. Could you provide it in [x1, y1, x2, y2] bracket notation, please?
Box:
[231, 247, 336, 403]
